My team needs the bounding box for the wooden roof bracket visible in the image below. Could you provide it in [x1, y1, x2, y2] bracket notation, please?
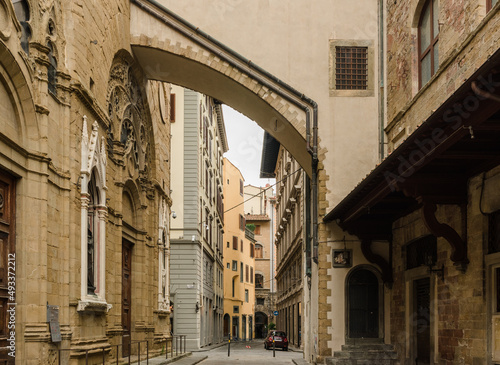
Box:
[421, 200, 469, 272]
[361, 239, 393, 286]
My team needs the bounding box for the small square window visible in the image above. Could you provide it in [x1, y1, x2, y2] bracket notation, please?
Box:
[233, 306, 239, 313]
[329, 40, 374, 97]
[335, 46, 368, 90]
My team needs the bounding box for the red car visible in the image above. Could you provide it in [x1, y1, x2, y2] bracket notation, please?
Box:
[264, 330, 288, 351]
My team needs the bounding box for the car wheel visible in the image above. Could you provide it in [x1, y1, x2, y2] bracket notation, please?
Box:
[284, 347, 288, 351]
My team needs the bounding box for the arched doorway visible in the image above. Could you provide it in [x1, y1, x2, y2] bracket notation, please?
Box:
[223, 314, 230, 337]
[255, 311, 268, 339]
[346, 267, 382, 340]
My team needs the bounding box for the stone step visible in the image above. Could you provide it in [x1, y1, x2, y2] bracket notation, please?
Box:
[333, 350, 399, 359]
[326, 357, 400, 365]
[341, 344, 395, 352]
[325, 343, 399, 365]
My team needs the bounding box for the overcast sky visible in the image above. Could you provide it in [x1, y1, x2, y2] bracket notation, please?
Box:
[222, 105, 276, 188]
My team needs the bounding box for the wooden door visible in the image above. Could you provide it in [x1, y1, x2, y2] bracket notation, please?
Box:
[122, 240, 132, 357]
[0, 171, 15, 364]
[348, 269, 379, 338]
[414, 278, 431, 365]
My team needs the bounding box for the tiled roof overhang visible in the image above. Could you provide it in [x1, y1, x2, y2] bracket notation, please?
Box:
[324, 48, 500, 271]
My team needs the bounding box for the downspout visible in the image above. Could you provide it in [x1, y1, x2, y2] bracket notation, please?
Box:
[134, 0, 320, 272]
[379, 0, 385, 161]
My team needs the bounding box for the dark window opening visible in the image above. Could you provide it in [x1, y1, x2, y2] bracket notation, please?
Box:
[335, 46, 368, 90]
[13, 0, 31, 55]
[405, 235, 437, 270]
[255, 274, 264, 289]
[47, 42, 57, 95]
[489, 210, 500, 253]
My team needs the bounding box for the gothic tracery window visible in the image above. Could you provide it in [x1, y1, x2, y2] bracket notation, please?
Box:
[12, 0, 31, 54]
[87, 172, 99, 295]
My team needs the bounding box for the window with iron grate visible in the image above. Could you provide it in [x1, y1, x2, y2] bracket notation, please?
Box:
[335, 46, 368, 90]
[405, 235, 437, 270]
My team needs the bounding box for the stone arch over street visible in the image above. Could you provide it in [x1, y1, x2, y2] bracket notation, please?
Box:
[129, 0, 317, 176]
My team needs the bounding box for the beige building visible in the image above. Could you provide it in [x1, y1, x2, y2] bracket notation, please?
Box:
[170, 85, 227, 350]
[223, 159, 256, 341]
[160, 1, 385, 362]
[244, 184, 276, 338]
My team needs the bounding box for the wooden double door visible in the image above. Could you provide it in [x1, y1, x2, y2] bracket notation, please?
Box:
[122, 239, 133, 357]
[0, 171, 15, 364]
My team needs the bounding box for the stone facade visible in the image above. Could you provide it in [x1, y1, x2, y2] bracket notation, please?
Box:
[0, 0, 172, 363]
[324, 1, 500, 364]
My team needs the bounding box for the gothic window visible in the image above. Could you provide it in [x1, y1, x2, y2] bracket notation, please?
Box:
[12, 0, 31, 54]
[78, 116, 109, 313]
[47, 42, 57, 95]
[87, 172, 99, 295]
[157, 195, 170, 313]
[419, 0, 439, 87]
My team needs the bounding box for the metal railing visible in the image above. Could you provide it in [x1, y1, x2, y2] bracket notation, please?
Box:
[164, 335, 187, 359]
[55, 336, 186, 365]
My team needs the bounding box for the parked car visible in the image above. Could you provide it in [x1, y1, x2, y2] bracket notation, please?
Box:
[264, 330, 288, 351]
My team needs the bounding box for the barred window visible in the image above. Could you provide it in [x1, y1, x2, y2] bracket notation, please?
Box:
[335, 46, 368, 90]
[405, 235, 437, 270]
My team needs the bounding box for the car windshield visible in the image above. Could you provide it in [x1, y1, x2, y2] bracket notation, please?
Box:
[271, 331, 286, 337]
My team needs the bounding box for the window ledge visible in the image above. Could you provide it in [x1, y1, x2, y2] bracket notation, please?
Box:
[154, 309, 170, 318]
[77, 299, 112, 314]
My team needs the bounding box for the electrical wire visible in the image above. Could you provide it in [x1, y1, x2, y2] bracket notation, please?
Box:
[223, 167, 303, 214]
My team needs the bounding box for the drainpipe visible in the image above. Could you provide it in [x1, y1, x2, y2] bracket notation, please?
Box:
[379, 0, 385, 161]
[134, 0, 320, 274]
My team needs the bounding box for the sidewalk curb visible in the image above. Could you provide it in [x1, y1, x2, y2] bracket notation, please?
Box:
[191, 341, 228, 352]
[292, 359, 311, 365]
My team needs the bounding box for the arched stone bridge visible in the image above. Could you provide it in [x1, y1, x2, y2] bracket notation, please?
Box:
[129, 0, 317, 176]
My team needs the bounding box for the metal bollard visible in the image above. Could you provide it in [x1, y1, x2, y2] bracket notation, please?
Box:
[228, 335, 231, 357]
[273, 338, 275, 357]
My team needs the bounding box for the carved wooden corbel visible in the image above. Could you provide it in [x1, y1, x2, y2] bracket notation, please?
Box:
[361, 239, 393, 284]
[421, 202, 468, 271]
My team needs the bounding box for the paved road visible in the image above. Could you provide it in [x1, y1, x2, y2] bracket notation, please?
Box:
[197, 340, 303, 364]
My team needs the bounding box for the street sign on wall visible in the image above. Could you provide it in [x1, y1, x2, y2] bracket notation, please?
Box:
[273, 311, 278, 316]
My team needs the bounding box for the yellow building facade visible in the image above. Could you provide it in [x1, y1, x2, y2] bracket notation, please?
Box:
[222, 158, 255, 341]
